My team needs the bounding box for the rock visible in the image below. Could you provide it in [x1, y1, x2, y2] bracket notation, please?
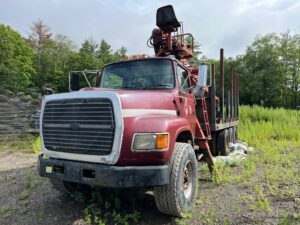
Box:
[20, 95, 33, 102]
[295, 197, 300, 206]
[245, 147, 254, 153]
[214, 143, 249, 166]
[236, 143, 248, 152]
[0, 94, 39, 136]
[0, 88, 14, 96]
[237, 141, 248, 147]
[16, 92, 25, 97]
[72, 219, 88, 225]
[0, 95, 9, 103]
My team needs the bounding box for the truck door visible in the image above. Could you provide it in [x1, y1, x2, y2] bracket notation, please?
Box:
[176, 64, 197, 131]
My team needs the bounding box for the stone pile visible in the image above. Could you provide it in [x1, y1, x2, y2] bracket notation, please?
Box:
[0, 94, 40, 137]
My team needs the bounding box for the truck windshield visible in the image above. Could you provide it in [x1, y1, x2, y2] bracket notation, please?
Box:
[100, 59, 174, 90]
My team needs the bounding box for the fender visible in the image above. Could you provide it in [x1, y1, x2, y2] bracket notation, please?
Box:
[116, 115, 194, 166]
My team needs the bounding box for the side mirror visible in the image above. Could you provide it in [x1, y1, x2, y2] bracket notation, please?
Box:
[41, 84, 54, 95]
[70, 73, 80, 91]
[96, 71, 102, 87]
[198, 64, 211, 87]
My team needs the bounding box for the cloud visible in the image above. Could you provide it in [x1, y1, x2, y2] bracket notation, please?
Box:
[0, 0, 300, 58]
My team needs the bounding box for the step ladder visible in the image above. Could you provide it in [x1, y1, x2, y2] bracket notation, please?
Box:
[200, 97, 211, 139]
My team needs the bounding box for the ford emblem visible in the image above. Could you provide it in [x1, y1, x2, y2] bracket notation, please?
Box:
[70, 122, 80, 130]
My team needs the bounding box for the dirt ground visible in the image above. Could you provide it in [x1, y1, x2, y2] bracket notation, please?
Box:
[0, 153, 299, 225]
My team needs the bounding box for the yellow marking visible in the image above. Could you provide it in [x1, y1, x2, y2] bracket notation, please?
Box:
[46, 166, 53, 173]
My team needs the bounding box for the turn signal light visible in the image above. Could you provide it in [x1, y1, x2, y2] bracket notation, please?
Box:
[156, 134, 169, 149]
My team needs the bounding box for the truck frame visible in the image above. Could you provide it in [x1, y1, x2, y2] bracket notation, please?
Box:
[38, 5, 239, 217]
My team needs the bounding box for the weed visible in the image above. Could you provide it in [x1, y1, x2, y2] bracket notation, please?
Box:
[20, 189, 30, 200]
[0, 206, 10, 217]
[32, 136, 41, 153]
[69, 191, 85, 203]
[25, 173, 37, 189]
[112, 210, 140, 225]
[83, 191, 141, 225]
[250, 186, 270, 212]
[0, 136, 37, 154]
[84, 203, 105, 225]
[278, 213, 300, 225]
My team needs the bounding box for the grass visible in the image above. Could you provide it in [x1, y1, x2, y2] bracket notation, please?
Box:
[20, 189, 30, 200]
[0, 206, 10, 217]
[278, 213, 300, 225]
[198, 105, 300, 224]
[19, 173, 38, 201]
[239, 105, 300, 200]
[0, 135, 40, 154]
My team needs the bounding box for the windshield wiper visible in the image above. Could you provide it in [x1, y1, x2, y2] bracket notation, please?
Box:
[116, 85, 136, 89]
[144, 84, 173, 89]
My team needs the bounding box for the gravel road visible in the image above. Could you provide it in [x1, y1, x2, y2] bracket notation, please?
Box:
[0, 153, 299, 225]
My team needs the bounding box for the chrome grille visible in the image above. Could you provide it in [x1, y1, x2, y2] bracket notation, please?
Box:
[42, 98, 115, 155]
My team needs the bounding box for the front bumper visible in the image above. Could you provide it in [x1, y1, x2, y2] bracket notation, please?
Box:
[38, 155, 170, 188]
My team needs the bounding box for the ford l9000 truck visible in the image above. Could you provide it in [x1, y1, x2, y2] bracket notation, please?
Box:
[38, 5, 239, 217]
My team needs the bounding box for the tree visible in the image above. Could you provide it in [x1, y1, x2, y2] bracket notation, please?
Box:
[0, 24, 35, 93]
[27, 19, 53, 88]
[50, 34, 76, 92]
[97, 39, 113, 65]
[76, 39, 99, 70]
[113, 46, 127, 61]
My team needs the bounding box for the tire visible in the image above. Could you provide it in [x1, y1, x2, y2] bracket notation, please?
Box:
[154, 142, 198, 217]
[50, 179, 89, 194]
[233, 127, 238, 143]
[228, 128, 233, 143]
[218, 129, 230, 156]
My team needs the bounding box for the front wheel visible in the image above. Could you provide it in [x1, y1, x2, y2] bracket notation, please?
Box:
[154, 142, 198, 217]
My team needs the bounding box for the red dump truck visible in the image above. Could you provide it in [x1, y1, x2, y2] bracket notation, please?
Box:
[38, 5, 239, 217]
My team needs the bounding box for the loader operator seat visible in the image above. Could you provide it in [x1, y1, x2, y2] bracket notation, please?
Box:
[156, 5, 180, 33]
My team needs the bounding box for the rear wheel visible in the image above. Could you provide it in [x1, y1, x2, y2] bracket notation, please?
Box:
[154, 142, 198, 217]
[218, 129, 230, 156]
[233, 127, 238, 143]
[228, 128, 234, 143]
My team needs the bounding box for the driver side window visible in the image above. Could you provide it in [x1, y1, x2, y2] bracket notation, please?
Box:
[177, 65, 189, 90]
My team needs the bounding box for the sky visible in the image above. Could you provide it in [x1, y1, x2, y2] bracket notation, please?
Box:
[1, 0, 300, 58]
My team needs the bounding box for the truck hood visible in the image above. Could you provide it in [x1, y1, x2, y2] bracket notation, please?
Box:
[82, 88, 177, 117]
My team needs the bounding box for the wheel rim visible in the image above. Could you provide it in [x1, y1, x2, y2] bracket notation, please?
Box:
[182, 160, 193, 199]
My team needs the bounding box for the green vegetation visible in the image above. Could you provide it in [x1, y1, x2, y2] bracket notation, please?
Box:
[0, 135, 41, 154]
[32, 136, 41, 154]
[208, 32, 300, 109]
[197, 105, 300, 224]
[278, 213, 300, 225]
[0, 135, 37, 154]
[70, 191, 141, 225]
[25, 172, 38, 189]
[213, 105, 300, 185]
[20, 189, 30, 200]
[0, 20, 127, 95]
[0, 24, 35, 93]
[0, 206, 10, 217]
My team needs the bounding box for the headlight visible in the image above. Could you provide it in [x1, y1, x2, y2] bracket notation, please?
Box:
[132, 133, 169, 151]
